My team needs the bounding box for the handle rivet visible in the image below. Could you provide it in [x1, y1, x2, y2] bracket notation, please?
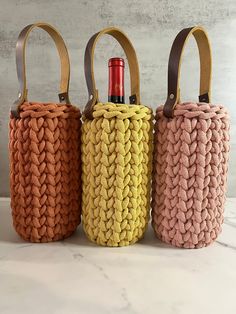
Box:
[169, 93, 174, 100]
[61, 96, 64, 100]
[18, 92, 22, 98]
[90, 95, 93, 100]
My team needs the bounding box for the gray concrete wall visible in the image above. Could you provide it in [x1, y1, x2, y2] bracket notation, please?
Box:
[0, 0, 235, 196]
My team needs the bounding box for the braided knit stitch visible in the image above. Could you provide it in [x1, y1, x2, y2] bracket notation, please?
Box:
[9, 102, 82, 242]
[82, 102, 153, 246]
[152, 102, 230, 248]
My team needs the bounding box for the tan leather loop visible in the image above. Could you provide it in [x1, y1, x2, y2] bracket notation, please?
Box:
[11, 22, 71, 118]
[83, 27, 140, 119]
[163, 26, 212, 118]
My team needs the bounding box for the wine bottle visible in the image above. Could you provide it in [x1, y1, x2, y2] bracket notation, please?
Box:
[108, 57, 125, 104]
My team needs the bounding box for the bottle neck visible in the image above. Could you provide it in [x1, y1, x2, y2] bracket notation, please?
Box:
[108, 95, 124, 103]
[108, 58, 125, 104]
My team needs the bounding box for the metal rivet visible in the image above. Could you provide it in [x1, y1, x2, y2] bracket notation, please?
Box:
[90, 95, 93, 100]
[61, 96, 64, 100]
[169, 93, 174, 100]
[18, 92, 22, 98]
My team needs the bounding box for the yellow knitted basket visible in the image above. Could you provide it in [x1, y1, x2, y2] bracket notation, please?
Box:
[82, 28, 153, 246]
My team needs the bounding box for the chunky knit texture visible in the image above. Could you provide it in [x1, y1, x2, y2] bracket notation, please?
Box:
[9, 102, 81, 242]
[82, 102, 153, 246]
[152, 102, 230, 248]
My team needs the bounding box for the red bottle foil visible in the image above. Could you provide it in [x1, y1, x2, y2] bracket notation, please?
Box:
[108, 58, 125, 97]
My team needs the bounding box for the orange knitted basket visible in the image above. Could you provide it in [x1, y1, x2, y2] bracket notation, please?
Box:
[9, 23, 81, 242]
[152, 26, 230, 248]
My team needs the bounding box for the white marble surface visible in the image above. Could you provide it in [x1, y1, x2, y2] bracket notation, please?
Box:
[0, 197, 236, 314]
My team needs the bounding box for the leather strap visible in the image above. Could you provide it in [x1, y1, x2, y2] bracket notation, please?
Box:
[83, 27, 140, 119]
[11, 22, 70, 118]
[163, 26, 212, 118]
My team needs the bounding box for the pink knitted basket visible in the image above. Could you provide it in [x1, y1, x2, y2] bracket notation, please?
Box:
[152, 27, 230, 248]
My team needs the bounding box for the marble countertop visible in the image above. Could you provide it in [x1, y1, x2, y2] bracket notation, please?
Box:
[0, 197, 236, 314]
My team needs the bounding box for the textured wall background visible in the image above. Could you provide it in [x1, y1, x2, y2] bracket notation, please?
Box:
[0, 0, 235, 196]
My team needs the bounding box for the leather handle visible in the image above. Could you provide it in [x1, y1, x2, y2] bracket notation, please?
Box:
[163, 26, 212, 118]
[83, 27, 140, 119]
[11, 22, 71, 118]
